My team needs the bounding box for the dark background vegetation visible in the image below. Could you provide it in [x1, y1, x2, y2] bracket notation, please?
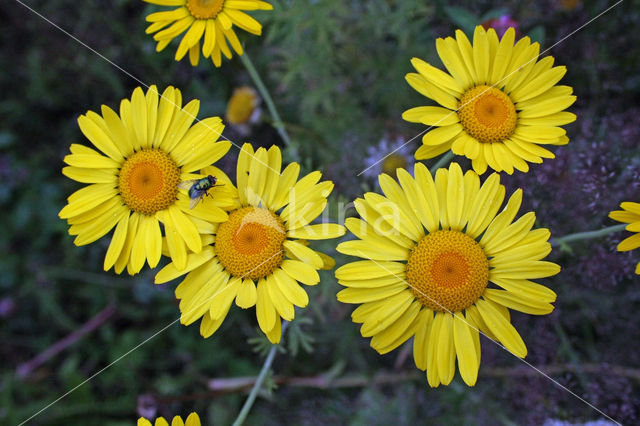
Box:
[2, 0, 640, 424]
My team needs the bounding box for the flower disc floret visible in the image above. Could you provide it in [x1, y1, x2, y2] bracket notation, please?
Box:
[407, 230, 489, 312]
[458, 86, 517, 143]
[118, 149, 181, 215]
[215, 206, 286, 279]
[186, 0, 224, 19]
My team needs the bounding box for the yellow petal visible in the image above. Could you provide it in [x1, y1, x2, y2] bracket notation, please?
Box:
[169, 205, 201, 253]
[337, 282, 407, 304]
[273, 268, 309, 307]
[265, 315, 282, 344]
[155, 246, 215, 284]
[436, 312, 456, 385]
[185, 413, 201, 426]
[370, 300, 421, 354]
[77, 114, 124, 161]
[104, 215, 130, 271]
[114, 213, 140, 274]
[335, 260, 404, 281]
[171, 416, 185, 426]
[287, 223, 345, 240]
[359, 290, 414, 337]
[271, 162, 301, 211]
[235, 278, 257, 309]
[283, 240, 323, 269]
[410, 57, 464, 94]
[476, 299, 527, 357]
[412, 309, 433, 370]
[256, 278, 276, 333]
[426, 311, 442, 387]
[453, 313, 479, 386]
[145, 217, 163, 268]
[617, 233, 640, 251]
[472, 26, 490, 84]
[483, 288, 554, 315]
[266, 274, 295, 321]
[209, 277, 242, 320]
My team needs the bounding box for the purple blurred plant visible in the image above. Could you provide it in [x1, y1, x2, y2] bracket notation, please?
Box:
[482, 15, 520, 37]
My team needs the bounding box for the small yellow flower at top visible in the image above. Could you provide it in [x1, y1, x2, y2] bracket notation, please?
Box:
[138, 412, 200, 426]
[143, 0, 273, 67]
[226, 86, 261, 126]
[609, 202, 640, 274]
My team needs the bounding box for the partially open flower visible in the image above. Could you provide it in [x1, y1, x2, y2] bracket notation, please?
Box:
[226, 86, 261, 126]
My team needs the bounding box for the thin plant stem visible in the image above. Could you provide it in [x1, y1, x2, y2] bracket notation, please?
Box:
[239, 50, 295, 154]
[232, 321, 290, 426]
[551, 224, 626, 246]
[431, 151, 455, 171]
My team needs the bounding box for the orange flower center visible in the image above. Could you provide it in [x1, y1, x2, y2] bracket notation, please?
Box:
[215, 207, 287, 279]
[186, 0, 225, 19]
[406, 230, 489, 312]
[118, 149, 180, 215]
[458, 85, 517, 143]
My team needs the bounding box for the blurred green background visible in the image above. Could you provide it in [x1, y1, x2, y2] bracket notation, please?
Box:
[2, 0, 640, 424]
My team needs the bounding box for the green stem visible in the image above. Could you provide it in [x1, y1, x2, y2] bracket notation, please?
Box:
[232, 322, 290, 426]
[431, 151, 455, 171]
[551, 224, 627, 246]
[239, 50, 295, 153]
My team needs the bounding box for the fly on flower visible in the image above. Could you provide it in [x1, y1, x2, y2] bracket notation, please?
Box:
[178, 175, 222, 209]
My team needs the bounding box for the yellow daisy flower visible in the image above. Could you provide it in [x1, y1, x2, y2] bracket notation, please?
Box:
[226, 86, 260, 125]
[155, 143, 345, 342]
[143, 0, 273, 67]
[403, 25, 576, 174]
[335, 162, 559, 387]
[138, 412, 200, 426]
[59, 86, 234, 275]
[609, 202, 640, 274]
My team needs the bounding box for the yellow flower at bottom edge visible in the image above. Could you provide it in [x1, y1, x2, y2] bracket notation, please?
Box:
[609, 202, 640, 274]
[59, 85, 236, 275]
[138, 412, 200, 426]
[402, 25, 576, 174]
[335, 162, 559, 387]
[143, 0, 273, 67]
[155, 143, 346, 342]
